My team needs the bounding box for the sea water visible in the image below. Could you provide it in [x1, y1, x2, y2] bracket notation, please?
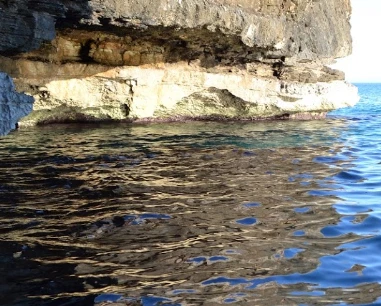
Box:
[0, 84, 381, 306]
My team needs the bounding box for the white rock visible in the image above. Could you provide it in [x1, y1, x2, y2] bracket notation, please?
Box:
[20, 64, 358, 123]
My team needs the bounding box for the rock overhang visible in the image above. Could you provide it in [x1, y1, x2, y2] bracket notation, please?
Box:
[0, 0, 359, 126]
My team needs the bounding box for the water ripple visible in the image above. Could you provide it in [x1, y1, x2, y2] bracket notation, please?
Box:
[2, 85, 381, 305]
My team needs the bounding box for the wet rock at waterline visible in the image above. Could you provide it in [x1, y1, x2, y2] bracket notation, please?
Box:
[0, 72, 33, 136]
[0, 0, 358, 125]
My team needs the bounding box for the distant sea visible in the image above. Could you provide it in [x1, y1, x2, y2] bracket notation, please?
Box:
[330, 83, 381, 118]
[0, 83, 381, 306]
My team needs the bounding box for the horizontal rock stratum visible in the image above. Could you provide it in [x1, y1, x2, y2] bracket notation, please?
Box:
[0, 0, 359, 125]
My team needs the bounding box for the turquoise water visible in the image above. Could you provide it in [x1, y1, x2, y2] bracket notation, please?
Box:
[1, 84, 381, 305]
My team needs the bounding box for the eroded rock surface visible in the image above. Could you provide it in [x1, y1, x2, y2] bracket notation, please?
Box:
[0, 0, 358, 125]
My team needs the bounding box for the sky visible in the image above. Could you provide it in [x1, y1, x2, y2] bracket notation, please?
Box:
[332, 0, 381, 83]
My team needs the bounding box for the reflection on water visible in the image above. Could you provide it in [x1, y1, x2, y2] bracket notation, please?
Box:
[1, 119, 381, 306]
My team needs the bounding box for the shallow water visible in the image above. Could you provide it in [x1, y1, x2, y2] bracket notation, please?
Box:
[1, 84, 381, 306]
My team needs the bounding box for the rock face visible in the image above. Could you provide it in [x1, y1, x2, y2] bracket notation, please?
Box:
[0, 0, 358, 125]
[0, 72, 33, 135]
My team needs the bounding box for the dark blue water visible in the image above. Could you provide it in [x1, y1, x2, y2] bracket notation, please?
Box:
[1, 83, 381, 306]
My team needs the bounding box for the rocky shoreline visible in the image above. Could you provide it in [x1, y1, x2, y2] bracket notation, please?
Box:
[0, 0, 359, 133]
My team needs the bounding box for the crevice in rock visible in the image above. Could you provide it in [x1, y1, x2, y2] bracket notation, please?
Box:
[273, 58, 285, 79]
[79, 40, 95, 63]
[121, 104, 130, 117]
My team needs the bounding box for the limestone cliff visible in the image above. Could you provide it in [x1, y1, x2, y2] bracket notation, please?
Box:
[0, 0, 359, 125]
